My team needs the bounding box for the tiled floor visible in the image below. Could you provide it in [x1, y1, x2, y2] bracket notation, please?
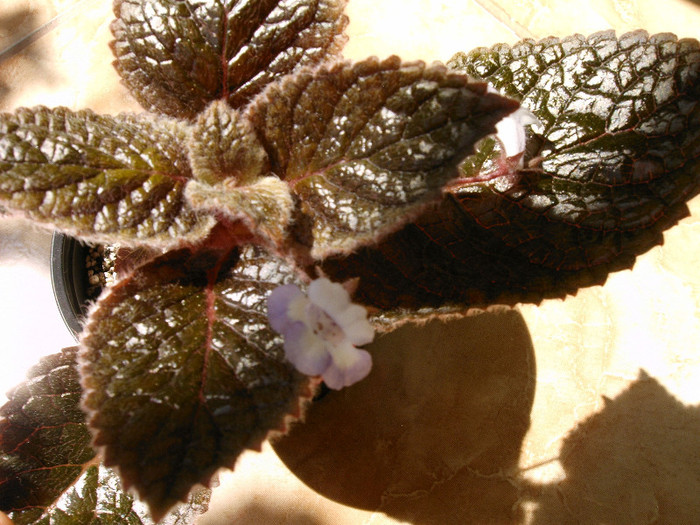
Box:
[2, 1, 700, 523]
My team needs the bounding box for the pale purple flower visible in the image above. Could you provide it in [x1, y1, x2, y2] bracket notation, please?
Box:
[267, 278, 374, 390]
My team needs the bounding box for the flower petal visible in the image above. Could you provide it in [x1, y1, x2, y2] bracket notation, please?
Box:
[307, 277, 352, 319]
[332, 303, 374, 346]
[267, 284, 304, 333]
[495, 106, 540, 159]
[322, 344, 372, 390]
[283, 322, 331, 376]
[487, 84, 541, 161]
[268, 278, 375, 388]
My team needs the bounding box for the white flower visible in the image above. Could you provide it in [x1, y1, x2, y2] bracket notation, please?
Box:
[267, 278, 374, 390]
[488, 85, 541, 165]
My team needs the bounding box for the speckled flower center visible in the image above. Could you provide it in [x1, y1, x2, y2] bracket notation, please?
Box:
[306, 303, 345, 345]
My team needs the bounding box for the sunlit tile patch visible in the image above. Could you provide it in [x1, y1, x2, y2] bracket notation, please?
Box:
[0, 263, 76, 403]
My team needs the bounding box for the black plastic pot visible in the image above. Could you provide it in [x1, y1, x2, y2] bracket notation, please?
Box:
[50, 232, 89, 340]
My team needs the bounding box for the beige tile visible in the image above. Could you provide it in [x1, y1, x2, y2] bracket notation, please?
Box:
[2, 1, 700, 524]
[0, 0, 138, 113]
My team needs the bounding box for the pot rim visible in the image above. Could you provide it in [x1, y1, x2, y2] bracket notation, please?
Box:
[50, 231, 86, 341]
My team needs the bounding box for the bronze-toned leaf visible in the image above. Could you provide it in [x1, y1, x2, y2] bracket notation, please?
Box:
[0, 348, 211, 524]
[111, 0, 349, 119]
[320, 31, 700, 314]
[79, 244, 310, 521]
[187, 100, 270, 186]
[0, 348, 94, 523]
[248, 56, 519, 258]
[184, 101, 293, 247]
[186, 176, 294, 248]
[0, 107, 214, 248]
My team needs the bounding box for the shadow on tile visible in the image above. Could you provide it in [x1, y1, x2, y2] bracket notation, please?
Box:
[273, 310, 536, 524]
[220, 500, 326, 525]
[527, 371, 700, 523]
[274, 313, 700, 523]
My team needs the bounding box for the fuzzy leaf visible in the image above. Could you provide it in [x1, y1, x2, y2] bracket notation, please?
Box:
[80, 244, 309, 521]
[0, 107, 215, 248]
[0, 348, 95, 523]
[248, 56, 519, 258]
[111, 0, 349, 120]
[320, 31, 700, 314]
[184, 101, 293, 246]
[187, 101, 270, 185]
[186, 176, 294, 248]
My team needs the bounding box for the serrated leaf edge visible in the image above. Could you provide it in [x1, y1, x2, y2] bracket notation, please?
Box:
[75, 277, 318, 522]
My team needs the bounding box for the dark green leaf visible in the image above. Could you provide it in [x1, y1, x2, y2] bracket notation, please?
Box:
[449, 30, 700, 239]
[247, 56, 519, 258]
[320, 31, 700, 314]
[0, 348, 89, 522]
[0, 107, 215, 248]
[80, 244, 310, 521]
[0, 348, 95, 523]
[14, 463, 208, 525]
[111, 0, 348, 120]
[0, 348, 210, 524]
[25, 465, 144, 525]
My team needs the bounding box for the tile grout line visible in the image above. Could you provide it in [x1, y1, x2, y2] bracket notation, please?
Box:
[472, 0, 537, 40]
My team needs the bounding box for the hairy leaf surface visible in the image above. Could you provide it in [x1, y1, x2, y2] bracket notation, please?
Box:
[111, 0, 348, 119]
[187, 101, 270, 186]
[186, 176, 294, 248]
[80, 244, 309, 520]
[321, 31, 700, 313]
[0, 107, 214, 248]
[185, 101, 293, 246]
[248, 56, 519, 257]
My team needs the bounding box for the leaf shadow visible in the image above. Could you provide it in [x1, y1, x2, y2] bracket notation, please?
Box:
[527, 371, 700, 523]
[273, 313, 700, 524]
[273, 310, 537, 524]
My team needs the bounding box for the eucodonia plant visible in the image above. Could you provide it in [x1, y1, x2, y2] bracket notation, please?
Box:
[0, 0, 698, 522]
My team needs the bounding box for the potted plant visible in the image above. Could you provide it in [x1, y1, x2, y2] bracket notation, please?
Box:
[1, 0, 699, 522]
